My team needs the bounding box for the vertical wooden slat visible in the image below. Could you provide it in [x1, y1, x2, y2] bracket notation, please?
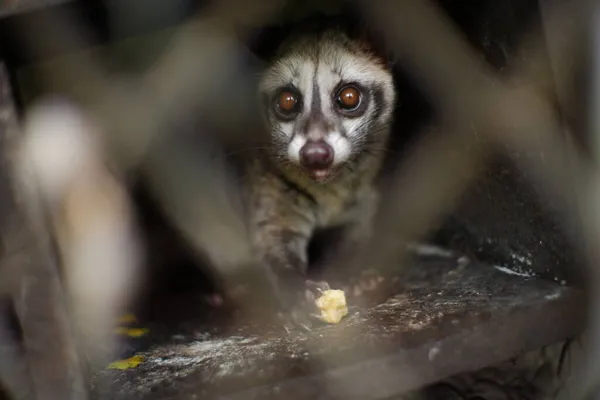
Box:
[0, 63, 88, 400]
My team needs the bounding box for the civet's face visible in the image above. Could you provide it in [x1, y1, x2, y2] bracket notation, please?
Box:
[259, 30, 395, 182]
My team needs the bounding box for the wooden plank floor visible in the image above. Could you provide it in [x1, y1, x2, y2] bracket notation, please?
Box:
[90, 251, 584, 400]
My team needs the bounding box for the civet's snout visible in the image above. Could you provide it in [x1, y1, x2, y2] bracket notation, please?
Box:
[299, 140, 334, 170]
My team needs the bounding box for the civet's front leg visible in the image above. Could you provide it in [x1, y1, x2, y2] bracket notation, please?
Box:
[250, 206, 329, 331]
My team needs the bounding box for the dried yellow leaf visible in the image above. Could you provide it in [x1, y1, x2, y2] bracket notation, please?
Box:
[107, 355, 144, 370]
[113, 327, 149, 338]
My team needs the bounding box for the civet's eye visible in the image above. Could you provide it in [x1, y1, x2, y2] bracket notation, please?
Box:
[278, 91, 297, 111]
[274, 89, 301, 120]
[336, 85, 361, 111]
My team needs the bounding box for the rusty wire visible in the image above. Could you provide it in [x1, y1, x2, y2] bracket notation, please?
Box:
[0, 0, 597, 398]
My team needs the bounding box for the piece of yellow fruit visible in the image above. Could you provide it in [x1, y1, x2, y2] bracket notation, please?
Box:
[315, 289, 349, 324]
[107, 355, 144, 370]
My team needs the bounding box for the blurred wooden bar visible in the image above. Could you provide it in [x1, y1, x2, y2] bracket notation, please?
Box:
[0, 64, 88, 400]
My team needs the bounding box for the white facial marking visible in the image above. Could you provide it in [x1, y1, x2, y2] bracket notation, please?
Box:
[314, 65, 337, 112]
[326, 132, 351, 165]
[279, 120, 295, 138]
[342, 118, 364, 139]
[297, 61, 314, 109]
[287, 134, 307, 163]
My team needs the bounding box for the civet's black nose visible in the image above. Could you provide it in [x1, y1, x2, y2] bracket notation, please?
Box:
[299, 140, 334, 170]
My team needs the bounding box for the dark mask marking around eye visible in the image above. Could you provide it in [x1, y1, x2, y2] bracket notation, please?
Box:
[370, 84, 385, 122]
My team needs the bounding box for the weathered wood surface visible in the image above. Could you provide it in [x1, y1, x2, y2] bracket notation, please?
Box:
[91, 253, 584, 400]
[413, 337, 583, 400]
